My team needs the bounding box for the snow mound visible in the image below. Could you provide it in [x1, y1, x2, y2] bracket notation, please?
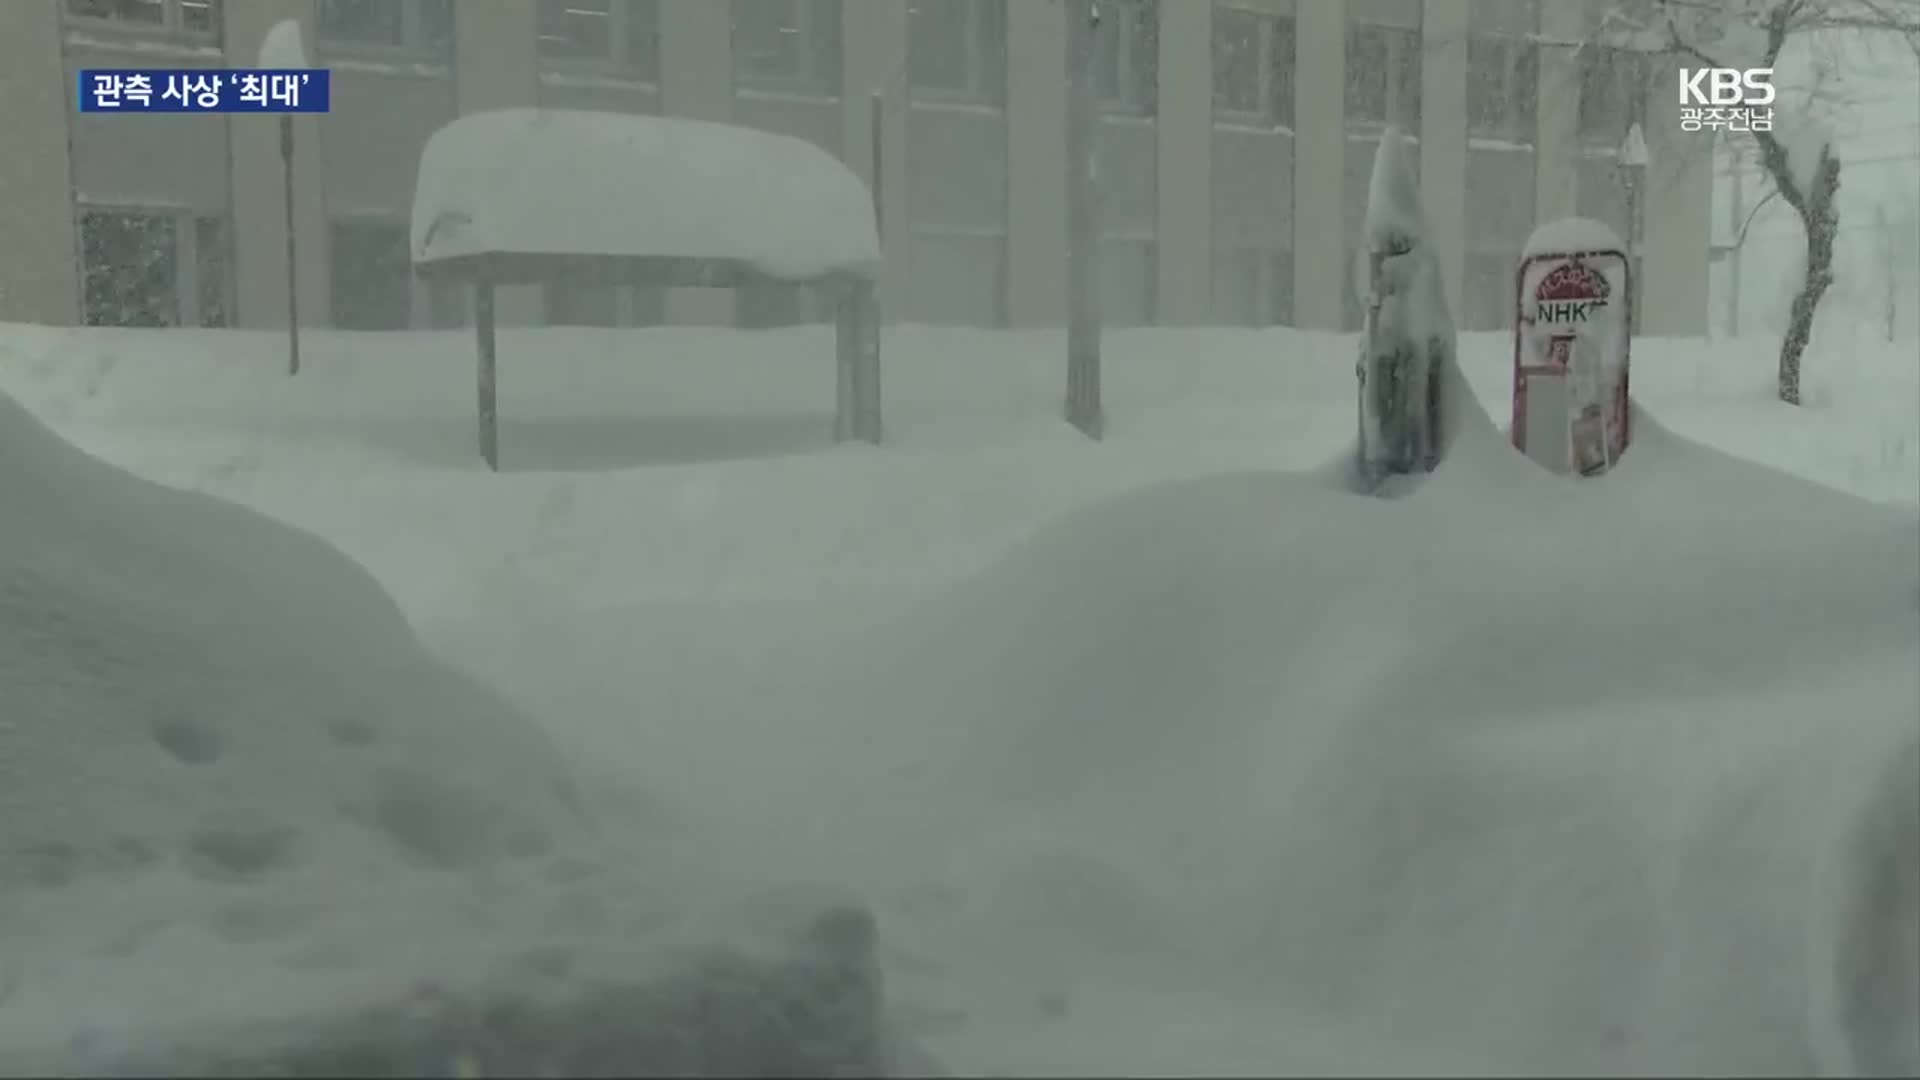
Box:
[821, 408, 1920, 1074]
[411, 109, 881, 282]
[0, 393, 907, 1075]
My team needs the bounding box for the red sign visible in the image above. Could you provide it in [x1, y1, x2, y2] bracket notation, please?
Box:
[1533, 260, 1612, 327]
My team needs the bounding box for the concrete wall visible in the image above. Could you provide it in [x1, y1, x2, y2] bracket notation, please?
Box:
[1004, 0, 1066, 328]
[1155, 0, 1210, 325]
[1291, 0, 1348, 330]
[658, 0, 734, 326]
[1419, 0, 1469, 317]
[0, 0, 77, 326]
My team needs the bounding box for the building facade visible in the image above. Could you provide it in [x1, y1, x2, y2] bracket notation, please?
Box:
[0, 0, 1712, 336]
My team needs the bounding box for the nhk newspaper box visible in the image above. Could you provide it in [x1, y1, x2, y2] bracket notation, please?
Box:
[1510, 219, 1634, 477]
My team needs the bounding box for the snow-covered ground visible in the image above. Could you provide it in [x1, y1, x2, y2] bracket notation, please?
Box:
[2, 321, 1915, 1075]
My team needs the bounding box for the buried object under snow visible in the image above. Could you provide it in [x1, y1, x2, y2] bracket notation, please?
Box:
[0, 390, 916, 1077]
[1512, 218, 1634, 477]
[1353, 126, 1459, 490]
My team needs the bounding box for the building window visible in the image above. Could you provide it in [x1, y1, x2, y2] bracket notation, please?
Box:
[733, 0, 842, 95]
[1579, 46, 1645, 142]
[908, 230, 1006, 327]
[1211, 248, 1292, 327]
[1345, 21, 1421, 130]
[1212, 5, 1294, 128]
[1092, 0, 1158, 115]
[316, 0, 452, 57]
[329, 222, 413, 331]
[194, 216, 229, 328]
[1467, 34, 1537, 141]
[79, 209, 179, 328]
[537, 0, 658, 78]
[65, 0, 221, 40]
[909, 0, 1006, 103]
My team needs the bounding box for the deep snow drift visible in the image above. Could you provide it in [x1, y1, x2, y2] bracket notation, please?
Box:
[773, 406, 1920, 1075]
[1, 322, 1916, 1075]
[0, 392, 905, 1075]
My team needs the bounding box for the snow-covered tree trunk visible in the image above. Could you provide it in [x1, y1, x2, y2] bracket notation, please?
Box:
[1769, 137, 1841, 404]
[1615, 0, 1918, 405]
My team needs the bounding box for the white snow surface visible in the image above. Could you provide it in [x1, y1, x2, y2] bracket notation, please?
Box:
[0, 391, 896, 1073]
[254, 19, 308, 70]
[2, 322, 1917, 1075]
[410, 109, 881, 281]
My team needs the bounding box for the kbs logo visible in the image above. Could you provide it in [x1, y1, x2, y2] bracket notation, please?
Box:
[1679, 68, 1776, 106]
[1678, 68, 1774, 133]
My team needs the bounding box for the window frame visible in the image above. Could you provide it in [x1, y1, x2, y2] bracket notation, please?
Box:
[313, 0, 453, 62]
[907, 0, 1007, 105]
[535, 0, 660, 84]
[1344, 19, 1421, 131]
[1211, 4, 1295, 130]
[62, 0, 223, 46]
[732, 0, 843, 97]
[77, 205, 181, 328]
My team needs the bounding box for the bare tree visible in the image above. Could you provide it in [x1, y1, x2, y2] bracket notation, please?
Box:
[1602, 0, 1920, 404]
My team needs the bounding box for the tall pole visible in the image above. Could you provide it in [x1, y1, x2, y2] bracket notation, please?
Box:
[1728, 152, 1744, 338]
[1064, 0, 1103, 439]
[1878, 204, 1896, 342]
[280, 114, 301, 376]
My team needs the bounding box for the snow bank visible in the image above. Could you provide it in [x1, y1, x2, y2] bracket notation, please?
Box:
[411, 109, 880, 282]
[0, 391, 908, 1074]
[777, 407, 1920, 1074]
[1, 321, 1916, 1074]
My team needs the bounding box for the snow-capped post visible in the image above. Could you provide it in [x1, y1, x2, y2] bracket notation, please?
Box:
[257, 19, 308, 377]
[1511, 218, 1633, 478]
[1063, 0, 1104, 440]
[1353, 125, 1457, 489]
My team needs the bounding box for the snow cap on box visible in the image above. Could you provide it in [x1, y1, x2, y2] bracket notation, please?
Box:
[410, 108, 881, 282]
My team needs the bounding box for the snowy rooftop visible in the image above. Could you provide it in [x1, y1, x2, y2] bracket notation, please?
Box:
[410, 109, 881, 284]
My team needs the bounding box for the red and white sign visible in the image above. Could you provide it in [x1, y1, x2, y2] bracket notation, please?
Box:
[1511, 242, 1633, 477]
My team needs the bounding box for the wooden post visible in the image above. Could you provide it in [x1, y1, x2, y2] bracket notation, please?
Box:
[475, 280, 498, 471]
[1063, 0, 1103, 439]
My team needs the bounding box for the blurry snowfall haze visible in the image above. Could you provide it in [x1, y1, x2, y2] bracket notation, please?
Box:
[0, 0, 1918, 1076]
